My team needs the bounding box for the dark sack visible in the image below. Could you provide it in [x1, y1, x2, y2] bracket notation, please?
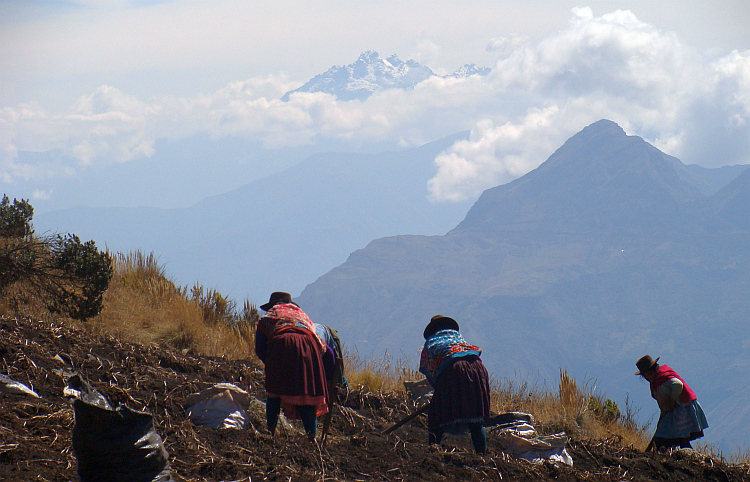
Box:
[67, 375, 173, 482]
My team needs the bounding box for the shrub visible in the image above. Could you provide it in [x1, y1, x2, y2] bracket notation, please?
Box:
[47, 234, 113, 320]
[0, 195, 113, 320]
[0, 195, 34, 238]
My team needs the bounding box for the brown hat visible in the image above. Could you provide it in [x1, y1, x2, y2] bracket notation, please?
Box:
[635, 355, 660, 375]
[423, 315, 460, 339]
[261, 291, 293, 311]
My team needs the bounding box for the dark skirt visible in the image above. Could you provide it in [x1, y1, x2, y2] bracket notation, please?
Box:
[428, 355, 491, 433]
[264, 329, 329, 418]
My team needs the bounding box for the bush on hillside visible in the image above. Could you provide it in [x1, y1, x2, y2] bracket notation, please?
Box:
[0, 195, 34, 238]
[0, 195, 113, 320]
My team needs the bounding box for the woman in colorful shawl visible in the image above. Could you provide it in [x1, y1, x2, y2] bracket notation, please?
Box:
[419, 315, 491, 454]
[255, 292, 335, 441]
[635, 355, 709, 450]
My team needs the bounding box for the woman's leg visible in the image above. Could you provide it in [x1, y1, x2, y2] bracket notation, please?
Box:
[468, 422, 487, 454]
[298, 405, 318, 437]
[266, 397, 281, 435]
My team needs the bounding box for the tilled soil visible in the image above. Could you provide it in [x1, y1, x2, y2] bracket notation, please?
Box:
[1, 314, 748, 481]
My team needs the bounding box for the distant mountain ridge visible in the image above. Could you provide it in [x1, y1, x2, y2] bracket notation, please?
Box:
[454, 120, 705, 235]
[281, 50, 490, 101]
[34, 132, 476, 302]
[296, 120, 750, 453]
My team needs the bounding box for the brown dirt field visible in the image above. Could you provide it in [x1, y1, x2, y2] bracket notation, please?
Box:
[2, 314, 749, 481]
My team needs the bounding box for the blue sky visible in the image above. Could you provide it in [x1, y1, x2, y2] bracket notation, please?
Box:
[1, 0, 749, 207]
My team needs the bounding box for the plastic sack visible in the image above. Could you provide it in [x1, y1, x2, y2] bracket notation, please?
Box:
[495, 429, 573, 467]
[66, 374, 173, 482]
[185, 383, 250, 429]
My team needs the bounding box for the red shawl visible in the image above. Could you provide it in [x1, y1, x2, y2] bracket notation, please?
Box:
[650, 364, 697, 404]
[258, 303, 326, 352]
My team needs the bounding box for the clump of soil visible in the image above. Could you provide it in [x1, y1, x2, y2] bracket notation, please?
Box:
[1, 314, 748, 481]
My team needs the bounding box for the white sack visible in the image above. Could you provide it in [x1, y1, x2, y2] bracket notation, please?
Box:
[186, 383, 250, 429]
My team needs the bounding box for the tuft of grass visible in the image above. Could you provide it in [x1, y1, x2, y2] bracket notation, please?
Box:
[698, 444, 750, 465]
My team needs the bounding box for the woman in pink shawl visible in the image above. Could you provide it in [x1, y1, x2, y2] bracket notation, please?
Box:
[255, 292, 334, 441]
[635, 355, 708, 451]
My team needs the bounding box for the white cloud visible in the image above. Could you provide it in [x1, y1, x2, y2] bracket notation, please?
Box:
[486, 33, 529, 58]
[428, 106, 561, 202]
[32, 189, 52, 201]
[1, 7, 749, 201]
[425, 8, 750, 200]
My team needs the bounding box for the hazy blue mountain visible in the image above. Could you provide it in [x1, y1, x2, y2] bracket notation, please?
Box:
[34, 132, 475, 302]
[281, 50, 490, 101]
[684, 163, 750, 196]
[296, 120, 749, 452]
[15, 134, 406, 214]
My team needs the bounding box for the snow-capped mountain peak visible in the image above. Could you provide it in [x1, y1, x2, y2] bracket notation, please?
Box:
[281, 51, 490, 102]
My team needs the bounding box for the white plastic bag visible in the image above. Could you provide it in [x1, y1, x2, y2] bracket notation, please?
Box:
[186, 383, 250, 429]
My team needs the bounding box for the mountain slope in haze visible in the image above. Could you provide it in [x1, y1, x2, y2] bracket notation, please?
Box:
[296, 119, 750, 453]
[34, 133, 475, 302]
[282, 50, 490, 101]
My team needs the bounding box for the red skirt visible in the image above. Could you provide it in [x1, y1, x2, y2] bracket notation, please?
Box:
[264, 329, 329, 418]
[428, 355, 490, 432]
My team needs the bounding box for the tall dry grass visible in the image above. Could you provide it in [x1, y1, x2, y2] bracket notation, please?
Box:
[344, 348, 421, 392]
[89, 251, 258, 360]
[489, 369, 649, 449]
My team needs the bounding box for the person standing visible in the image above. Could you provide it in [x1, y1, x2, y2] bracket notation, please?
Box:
[635, 355, 709, 450]
[255, 292, 334, 441]
[419, 315, 491, 454]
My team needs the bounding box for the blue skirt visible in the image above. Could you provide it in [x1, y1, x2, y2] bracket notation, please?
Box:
[655, 399, 709, 440]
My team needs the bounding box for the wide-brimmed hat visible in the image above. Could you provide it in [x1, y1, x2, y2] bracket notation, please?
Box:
[260, 291, 293, 311]
[635, 355, 660, 375]
[423, 315, 460, 339]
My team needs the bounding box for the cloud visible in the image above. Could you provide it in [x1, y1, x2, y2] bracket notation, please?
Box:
[426, 8, 750, 200]
[1, 8, 748, 201]
[486, 33, 529, 58]
[32, 189, 52, 201]
[428, 106, 561, 202]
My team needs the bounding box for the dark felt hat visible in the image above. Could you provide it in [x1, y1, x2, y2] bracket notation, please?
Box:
[260, 291, 293, 311]
[423, 315, 460, 339]
[635, 355, 660, 375]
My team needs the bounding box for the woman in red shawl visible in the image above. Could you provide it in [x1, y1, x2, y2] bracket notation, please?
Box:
[635, 355, 708, 451]
[255, 292, 334, 441]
